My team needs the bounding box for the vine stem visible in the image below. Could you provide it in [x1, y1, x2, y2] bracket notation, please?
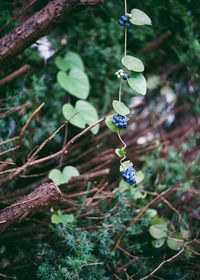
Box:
[118, 79, 122, 102]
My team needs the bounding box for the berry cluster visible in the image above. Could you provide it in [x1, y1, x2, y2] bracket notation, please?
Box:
[118, 15, 133, 29]
[115, 69, 128, 80]
[121, 167, 136, 185]
[112, 115, 128, 129]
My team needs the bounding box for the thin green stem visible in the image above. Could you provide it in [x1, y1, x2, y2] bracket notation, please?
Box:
[118, 79, 122, 102]
[124, 0, 127, 14]
[124, 28, 127, 56]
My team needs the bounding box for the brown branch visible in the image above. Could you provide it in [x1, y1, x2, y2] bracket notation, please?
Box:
[0, 182, 62, 232]
[0, 64, 30, 86]
[0, 0, 104, 64]
[19, 102, 45, 139]
[142, 31, 172, 53]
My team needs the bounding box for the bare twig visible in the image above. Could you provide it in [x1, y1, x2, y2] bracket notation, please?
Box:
[0, 64, 30, 86]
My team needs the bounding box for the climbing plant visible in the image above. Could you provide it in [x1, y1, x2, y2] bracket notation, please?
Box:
[106, 1, 152, 186]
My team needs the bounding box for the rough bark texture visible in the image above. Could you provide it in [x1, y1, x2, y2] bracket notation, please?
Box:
[0, 0, 103, 64]
[0, 182, 62, 231]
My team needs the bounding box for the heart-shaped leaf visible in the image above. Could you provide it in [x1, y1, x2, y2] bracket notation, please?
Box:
[62, 104, 85, 128]
[49, 166, 79, 186]
[55, 56, 70, 71]
[130, 9, 152, 26]
[128, 73, 147, 95]
[76, 100, 99, 134]
[115, 148, 126, 158]
[122, 55, 144, 72]
[62, 101, 99, 134]
[51, 211, 75, 225]
[64, 51, 84, 70]
[105, 115, 119, 133]
[57, 69, 90, 99]
[112, 100, 130, 116]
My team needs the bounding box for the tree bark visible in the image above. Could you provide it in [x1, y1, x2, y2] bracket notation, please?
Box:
[0, 0, 103, 64]
[0, 182, 62, 231]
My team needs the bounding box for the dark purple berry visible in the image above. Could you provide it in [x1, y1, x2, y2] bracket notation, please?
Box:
[118, 19, 125, 26]
[126, 23, 133, 29]
[123, 73, 128, 80]
[120, 15, 128, 22]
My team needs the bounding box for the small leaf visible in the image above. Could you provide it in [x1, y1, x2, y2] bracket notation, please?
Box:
[130, 9, 152, 26]
[62, 104, 85, 129]
[122, 55, 144, 72]
[128, 73, 147, 95]
[57, 69, 90, 99]
[55, 56, 69, 71]
[120, 160, 133, 172]
[63, 166, 80, 181]
[51, 212, 75, 225]
[75, 100, 99, 134]
[105, 115, 119, 133]
[62, 102, 99, 134]
[146, 209, 158, 218]
[115, 148, 126, 158]
[167, 233, 185, 251]
[152, 238, 166, 248]
[64, 51, 84, 70]
[49, 166, 79, 186]
[48, 169, 66, 186]
[112, 100, 130, 116]
[149, 223, 167, 239]
[135, 171, 144, 184]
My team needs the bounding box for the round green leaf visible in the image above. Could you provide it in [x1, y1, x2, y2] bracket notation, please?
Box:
[128, 73, 147, 95]
[112, 100, 130, 116]
[105, 115, 119, 133]
[57, 69, 90, 99]
[64, 51, 84, 70]
[122, 55, 144, 72]
[152, 238, 166, 248]
[130, 9, 152, 26]
[149, 224, 167, 239]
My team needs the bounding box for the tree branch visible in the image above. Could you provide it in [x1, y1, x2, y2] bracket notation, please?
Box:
[0, 182, 62, 231]
[0, 0, 104, 64]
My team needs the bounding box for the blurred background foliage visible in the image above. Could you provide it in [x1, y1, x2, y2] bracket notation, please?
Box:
[0, 0, 200, 279]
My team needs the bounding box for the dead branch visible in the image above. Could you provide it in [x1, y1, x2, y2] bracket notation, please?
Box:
[0, 182, 62, 232]
[142, 31, 172, 53]
[0, 0, 104, 64]
[0, 64, 30, 86]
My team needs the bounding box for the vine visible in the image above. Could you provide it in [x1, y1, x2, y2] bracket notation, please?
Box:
[106, 1, 152, 185]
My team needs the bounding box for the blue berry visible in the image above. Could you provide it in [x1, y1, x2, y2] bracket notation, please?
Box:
[121, 167, 136, 185]
[123, 73, 128, 80]
[126, 23, 133, 29]
[118, 19, 125, 26]
[120, 15, 128, 22]
[112, 115, 128, 129]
